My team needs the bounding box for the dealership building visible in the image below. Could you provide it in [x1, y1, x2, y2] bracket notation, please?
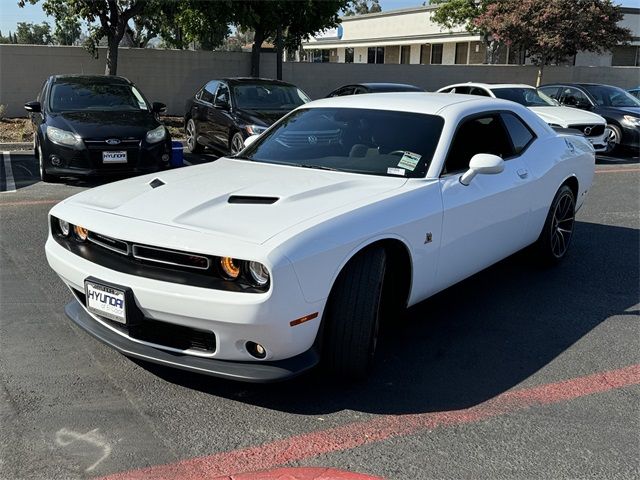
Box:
[301, 5, 640, 67]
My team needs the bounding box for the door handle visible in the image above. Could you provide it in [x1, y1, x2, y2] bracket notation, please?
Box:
[517, 169, 529, 179]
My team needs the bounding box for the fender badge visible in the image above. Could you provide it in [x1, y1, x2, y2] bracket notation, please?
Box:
[424, 232, 433, 244]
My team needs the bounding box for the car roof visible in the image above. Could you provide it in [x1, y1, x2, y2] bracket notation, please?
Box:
[305, 92, 520, 116]
[357, 83, 424, 91]
[51, 74, 132, 85]
[443, 82, 536, 90]
[220, 77, 297, 87]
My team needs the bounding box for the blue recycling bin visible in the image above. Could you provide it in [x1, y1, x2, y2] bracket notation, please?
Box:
[171, 140, 184, 167]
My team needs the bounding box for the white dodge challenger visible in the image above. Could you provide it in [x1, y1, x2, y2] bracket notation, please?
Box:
[46, 93, 595, 382]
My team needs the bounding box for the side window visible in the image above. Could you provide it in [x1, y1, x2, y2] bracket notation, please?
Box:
[439, 87, 454, 93]
[332, 87, 355, 97]
[353, 87, 368, 95]
[539, 86, 560, 99]
[560, 87, 591, 108]
[443, 115, 514, 175]
[453, 86, 470, 94]
[214, 83, 230, 106]
[469, 87, 491, 97]
[501, 113, 535, 155]
[200, 81, 218, 103]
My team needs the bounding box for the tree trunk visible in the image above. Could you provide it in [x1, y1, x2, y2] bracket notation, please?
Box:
[105, 35, 119, 75]
[276, 26, 283, 80]
[536, 60, 545, 87]
[251, 28, 264, 78]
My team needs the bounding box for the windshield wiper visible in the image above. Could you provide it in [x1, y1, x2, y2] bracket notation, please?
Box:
[295, 164, 340, 172]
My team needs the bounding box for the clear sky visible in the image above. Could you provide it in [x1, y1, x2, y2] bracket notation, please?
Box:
[0, 0, 638, 39]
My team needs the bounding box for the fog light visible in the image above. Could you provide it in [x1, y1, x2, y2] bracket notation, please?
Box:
[161, 153, 170, 162]
[58, 218, 70, 236]
[74, 225, 88, 241]
[246, 341, 266, 359]
[50, 155, 62, 166]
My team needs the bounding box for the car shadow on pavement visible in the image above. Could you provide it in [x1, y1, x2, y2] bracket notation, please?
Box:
[596, 149, 639, 165]
[137, 221, 639, 416]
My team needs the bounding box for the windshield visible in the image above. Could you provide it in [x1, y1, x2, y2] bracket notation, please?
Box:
[582, 85, 640, 108]
[233, 84, 310, 110]
[492, 88, 556, 107]
[49, 82, 149, 112]
[239, 107, 444, 178]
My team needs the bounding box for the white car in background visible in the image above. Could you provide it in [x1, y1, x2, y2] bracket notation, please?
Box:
[437, 83, 608, 152]
[46, 93, 594, 383]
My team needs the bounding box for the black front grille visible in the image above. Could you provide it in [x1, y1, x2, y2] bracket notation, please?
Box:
[568, 124, 605, 137]
[73, 288, 216, 353]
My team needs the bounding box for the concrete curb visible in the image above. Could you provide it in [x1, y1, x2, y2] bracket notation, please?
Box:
[0, 142, 32, 151]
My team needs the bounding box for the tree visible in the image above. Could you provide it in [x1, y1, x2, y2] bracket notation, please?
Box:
[474, 0, 632, 85]
[51, 3, 81, 45]
[233, 0, 348, 78]
[19, 0, 161, 75]
[158, 0, 232, 50]
[15, 22, 53, 44]
[430, 0, 503, 63]
[343, 0, 381, 16]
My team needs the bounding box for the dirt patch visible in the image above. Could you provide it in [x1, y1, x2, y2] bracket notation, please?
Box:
[161, 115, 185, 140]
[0, 117, 33, 143]
[0, 116, 185, 144]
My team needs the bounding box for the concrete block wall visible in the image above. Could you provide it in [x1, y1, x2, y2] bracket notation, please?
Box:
[1, 45, 638, 117]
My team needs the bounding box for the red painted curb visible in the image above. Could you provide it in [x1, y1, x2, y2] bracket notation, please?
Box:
[212, 467, 382, 479]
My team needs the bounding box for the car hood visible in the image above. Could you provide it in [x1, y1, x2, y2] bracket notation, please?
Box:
[528, 106, 605, 126]
[236, 109, 290, 126]
[64, 158, 407, 244]
[49, 111, 159, 139]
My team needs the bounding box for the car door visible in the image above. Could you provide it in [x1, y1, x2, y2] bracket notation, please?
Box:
[557, 87, 594, 111]
[208, 82, 235, 152]
[435, 112, 535, 290]
[192, 81, 218, 146]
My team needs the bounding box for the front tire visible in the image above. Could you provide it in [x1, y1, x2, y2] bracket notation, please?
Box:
[36, 139, 55, 183]
[534, 185, 576, 265]
[323, 247, 387, 380]
[603, 124, 621, 154]
[229, 131, 245, 155]
[185, 119, 203, 154]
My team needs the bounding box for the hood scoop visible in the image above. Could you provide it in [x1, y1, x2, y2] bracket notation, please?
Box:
[149, 178, 166, 189]
[228, 195, 279, 205]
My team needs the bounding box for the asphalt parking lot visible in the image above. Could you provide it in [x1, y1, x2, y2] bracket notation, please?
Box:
[0, 149, 638, 479]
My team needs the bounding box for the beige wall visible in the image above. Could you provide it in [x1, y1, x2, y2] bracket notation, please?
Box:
[1, 45, 638, 117]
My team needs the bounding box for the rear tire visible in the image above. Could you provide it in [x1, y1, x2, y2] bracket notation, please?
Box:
[229, 131, 245, 155]
[185, 119, 203, 154]
[533, 185, 576, 265]
[323, 247, 387, 380]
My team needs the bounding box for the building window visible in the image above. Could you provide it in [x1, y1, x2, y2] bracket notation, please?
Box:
[612, 46, 640, 66]
[367, 46, 385, 64]
[420, 44, 431, 64]
[431, 44, 443, 64]
[345, 47, 354, 63]
[311, 49, 330, 63]
[401, 45, 411, 64]
[455, 42, 469, 64]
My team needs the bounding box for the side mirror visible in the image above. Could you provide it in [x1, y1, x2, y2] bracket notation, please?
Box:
[460, 153, 504, 186]
[215, 99, 230, 111]
[152, 102, 167, 114]
[244, 134, 260, 148]
[24, 101, 41, 113]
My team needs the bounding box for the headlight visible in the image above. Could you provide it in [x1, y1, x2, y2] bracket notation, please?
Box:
[245, 124, 267, 135]
[146, 126, 166, 143]
[220, 257, 241, 280]
[58, 218, 70, 236]
[46, 126, 82, 147]
[621, 115, 640, 128]
[74, 225, 88, 241]
[248, 261, 270, 287]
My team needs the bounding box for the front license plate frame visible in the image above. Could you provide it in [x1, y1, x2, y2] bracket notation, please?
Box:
[102, 151, 128, 163]
[84, 278, 129, 324]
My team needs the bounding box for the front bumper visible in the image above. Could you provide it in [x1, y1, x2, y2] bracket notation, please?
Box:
[46, 235, 324, 367]
[43, 137, 172, 176]
[65, 300, 319, 382]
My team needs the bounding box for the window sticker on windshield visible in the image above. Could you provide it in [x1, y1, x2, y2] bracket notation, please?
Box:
[387, 167, 405, 176]
[132, 87, 148, 110]
[397, 151, 421, 171]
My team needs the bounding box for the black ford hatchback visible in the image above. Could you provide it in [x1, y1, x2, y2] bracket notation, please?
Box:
[25, 75, 172, 182]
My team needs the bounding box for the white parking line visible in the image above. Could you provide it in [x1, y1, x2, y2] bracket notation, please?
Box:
[2, 151, 16, 193]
